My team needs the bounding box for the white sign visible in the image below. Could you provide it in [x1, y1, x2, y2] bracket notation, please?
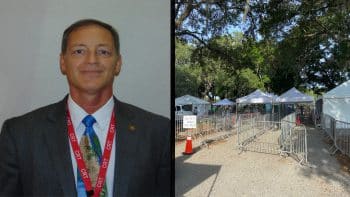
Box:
[183, 115, 197, 128]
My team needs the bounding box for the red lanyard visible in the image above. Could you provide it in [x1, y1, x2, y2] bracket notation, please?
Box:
[67, 109, 116, 197]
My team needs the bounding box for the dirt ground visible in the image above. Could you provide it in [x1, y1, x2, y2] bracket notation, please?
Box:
[336, 153, 350, 174]
[322, 136, 350, 175]
[175, 126, 350, 197]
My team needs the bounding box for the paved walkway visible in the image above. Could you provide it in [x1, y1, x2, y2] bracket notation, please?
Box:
[175, 126, 350, 196]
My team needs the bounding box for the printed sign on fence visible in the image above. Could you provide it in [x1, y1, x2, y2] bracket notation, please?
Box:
[183, 115, 197, 128]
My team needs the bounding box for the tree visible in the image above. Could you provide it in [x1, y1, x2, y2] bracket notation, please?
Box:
[175, 65, 201, 97]
[175, 0, 350, 95]
[259, 0, 350, 93]
[175, 0, 245, 44]
[213, 68, 236, 99]
[235, 68, 267, 97]
[176, 31, 275, 99]
[175, 39, 201, 97]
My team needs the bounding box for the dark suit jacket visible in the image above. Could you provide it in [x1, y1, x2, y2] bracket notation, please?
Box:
[0, 96, 170, 197]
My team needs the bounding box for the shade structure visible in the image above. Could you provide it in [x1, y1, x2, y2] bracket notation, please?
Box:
[213, 98, 234, 106]
[265, 92, 279, 102]
[175, 95, 210, 116]
[236, 89, 276, 104]
[323, 80, 350, 123]
[276, 87, 313, 103]
[175, 95, 210, 105]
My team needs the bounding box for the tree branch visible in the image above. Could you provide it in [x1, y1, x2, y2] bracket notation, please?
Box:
[175, 30, 207, 45]
[175, 0, 199, 30]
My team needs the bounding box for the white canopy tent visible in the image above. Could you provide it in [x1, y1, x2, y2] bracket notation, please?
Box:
[323, 80, 350, 123]
[213, 98, 235, 106]
[276, 87, 314, 103]
[236, 89, 277, 104]
[276, 87, 315, 124]
[266, 92, 279, 101]
[236, 89, 278, 116]
[175, 95, 210, 116]
[212, 98, 235, 116]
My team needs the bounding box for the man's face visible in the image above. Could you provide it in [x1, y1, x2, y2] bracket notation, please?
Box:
[60, 25, 122, 95]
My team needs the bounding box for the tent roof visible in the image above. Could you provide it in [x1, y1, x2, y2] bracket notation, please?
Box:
[213, 98, 235, 106]
[323, 80, 350, 98]
[276, 87, 314, 103]
[323, 80, 350, 123]
[236, 89, 276, 104]
[175, 95, 210, 105]
[266, 92, 279, 101]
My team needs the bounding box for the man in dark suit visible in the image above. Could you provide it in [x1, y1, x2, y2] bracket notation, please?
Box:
[0, 19, 170, 197]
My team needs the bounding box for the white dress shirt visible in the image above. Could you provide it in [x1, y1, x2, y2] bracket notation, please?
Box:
[68, 95, 115, 197]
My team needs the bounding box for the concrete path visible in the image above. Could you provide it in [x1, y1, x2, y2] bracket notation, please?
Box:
[175, 126, 350, 196]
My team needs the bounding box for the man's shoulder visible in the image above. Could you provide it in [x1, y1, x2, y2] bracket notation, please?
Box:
[116, 99, 169, 123]
[114, 100, 170, 144]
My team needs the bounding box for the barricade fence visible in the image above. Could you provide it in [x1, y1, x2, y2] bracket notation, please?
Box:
[280, 115, 308, 164]
[237, 112, 308, 164]
[175, 113, 237, 145]
[321, 114, 335, 140]
[175, 112, 309, 164]
[321, 114, 350, 157]
[237, 113, 279, 147]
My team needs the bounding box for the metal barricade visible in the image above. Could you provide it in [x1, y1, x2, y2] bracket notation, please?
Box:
[280, 118, 308, 164]
[237, 113, 279, 146]
[237, 112, 308, 164]
[175, 114, 237, 145]
[334, 120, 350, 157]
[321, 114, 335, 140]
[237, 113, 281, 154]
[291, 125, 308, 164]
[175, 115, 187, 141]
[321, 114, 350, 157]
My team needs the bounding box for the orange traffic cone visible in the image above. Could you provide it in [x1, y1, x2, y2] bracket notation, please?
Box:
[183, 136, 194, 155]
[296, 115, 301, 125]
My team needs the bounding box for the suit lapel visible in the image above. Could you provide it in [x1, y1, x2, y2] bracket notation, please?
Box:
[113, 98, 140, 197]
[42, 96, 141, 196]
[44, 96, 76, 196]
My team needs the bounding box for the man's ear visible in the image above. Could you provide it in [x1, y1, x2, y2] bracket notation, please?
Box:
[59, 54, 67, 75]
[114, 55, 122, 76]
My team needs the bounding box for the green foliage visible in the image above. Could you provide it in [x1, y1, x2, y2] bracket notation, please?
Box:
[259, 0, 350, 93]
[176, 32, 275, 99]
[175, 65, 200, 97]
[175, 39, 201, 97]
[175, 0, 350, 98]
[235, 68, 266, 97]
[175, 0, 244, 44]
[213, 68, 236, 99]
[175, 39, 194, 66]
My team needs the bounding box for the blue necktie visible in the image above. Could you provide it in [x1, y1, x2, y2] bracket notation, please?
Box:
[77, 115, 107, 197]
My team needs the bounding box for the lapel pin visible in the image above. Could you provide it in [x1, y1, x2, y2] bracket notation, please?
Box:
[128, 124, 136, 131]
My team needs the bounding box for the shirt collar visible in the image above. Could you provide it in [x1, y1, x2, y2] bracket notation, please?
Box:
[92, 97, 114, 131]
[67, 95, 114, 131]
